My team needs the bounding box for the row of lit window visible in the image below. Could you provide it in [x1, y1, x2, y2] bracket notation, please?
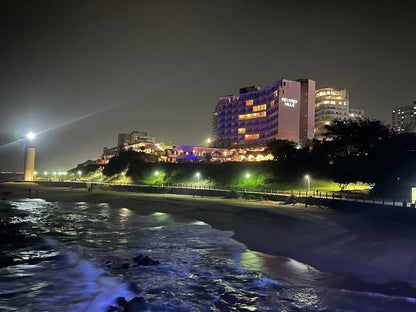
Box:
[316, 91, 342, 97]
[316, 100, 346, 105]
[238, 111, 267, 120]
[316, 95, 343, 101]
[221, 91, 276, 106]
[253, 104, 267, 112]
[245, 134, 259, 140]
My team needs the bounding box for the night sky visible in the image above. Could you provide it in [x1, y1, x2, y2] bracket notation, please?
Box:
[0, 0, 415, 172]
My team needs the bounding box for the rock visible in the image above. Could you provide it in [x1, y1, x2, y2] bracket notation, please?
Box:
[132, 254, 160, 266]
[116, 297, 127, 307]
[124, 296, 147, 312]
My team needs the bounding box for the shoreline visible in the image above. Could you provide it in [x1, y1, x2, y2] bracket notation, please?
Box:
[2, 181, 416, 284]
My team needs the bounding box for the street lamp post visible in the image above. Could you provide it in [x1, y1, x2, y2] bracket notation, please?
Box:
[196, 172, 200, 183]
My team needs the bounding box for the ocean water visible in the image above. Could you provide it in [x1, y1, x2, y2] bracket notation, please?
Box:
[1, 198, 416, 311]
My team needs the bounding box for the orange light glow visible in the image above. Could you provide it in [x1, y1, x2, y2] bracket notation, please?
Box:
[239, 111, 267, 120]
[245, 134, 259, 140]
[253, 104, 267, 112]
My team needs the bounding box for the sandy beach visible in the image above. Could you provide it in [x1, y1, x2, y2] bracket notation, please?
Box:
[2, 181, 416, 285]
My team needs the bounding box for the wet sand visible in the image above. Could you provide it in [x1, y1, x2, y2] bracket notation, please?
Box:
[2, 182, 416, 284]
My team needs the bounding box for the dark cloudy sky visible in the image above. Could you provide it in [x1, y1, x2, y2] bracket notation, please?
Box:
[0, 0, 415, 171]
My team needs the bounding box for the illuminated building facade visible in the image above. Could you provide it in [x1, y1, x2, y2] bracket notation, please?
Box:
[392, 102, 416, 133]
[215, 79, 315, 147]
[315, 88, 350, 138]
[315, 87, 365, 138]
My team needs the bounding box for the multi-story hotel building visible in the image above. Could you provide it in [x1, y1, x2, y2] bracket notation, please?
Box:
[215, 79, 315, 147]
[392, 102, 416, 133]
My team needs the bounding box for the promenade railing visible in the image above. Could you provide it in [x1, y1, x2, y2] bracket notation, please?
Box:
[37, 179, 414, 208]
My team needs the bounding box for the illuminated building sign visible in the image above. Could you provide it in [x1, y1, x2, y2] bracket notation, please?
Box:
[281, 97, 298, 107]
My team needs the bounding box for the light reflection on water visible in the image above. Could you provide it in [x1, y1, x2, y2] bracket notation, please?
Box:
[1, 199, 416, 311]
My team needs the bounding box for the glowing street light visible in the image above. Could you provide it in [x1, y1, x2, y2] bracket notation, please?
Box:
[53, 171, 57, 179]
[245, 173, 251, 178]
[34, 171, 37, 179]
[155, 171, 159, 176]
[26, 132, 36, 141]
[305, 175, 310, 192]
[44, 171, 48, 176]
[78, 170, 82, 179]
[196, 172, 200, 182]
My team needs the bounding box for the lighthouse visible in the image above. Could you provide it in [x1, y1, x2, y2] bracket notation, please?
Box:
[24, 132, 36, 181]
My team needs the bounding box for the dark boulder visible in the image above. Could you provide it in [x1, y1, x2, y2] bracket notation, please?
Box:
[124, 296, 147, 312]
[116, 297, 127, 307]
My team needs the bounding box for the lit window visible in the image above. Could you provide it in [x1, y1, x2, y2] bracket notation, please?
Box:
[253, 104, 267, 112]
[245, 134, 259, 140]
[238, 128, 246, 134]
[238, 112, 267, 120]
[246, 100, 253, 106]
[270, 100, 275, 107]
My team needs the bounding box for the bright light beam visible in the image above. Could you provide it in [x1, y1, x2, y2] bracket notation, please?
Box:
[36, 104, 114, 136]
[0, 104, 115, 150]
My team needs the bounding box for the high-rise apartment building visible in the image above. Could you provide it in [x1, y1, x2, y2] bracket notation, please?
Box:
[315, 88, 349, 138]
[392, 102, 416, 133]
[315, 88, 365, 138]
[215, 78, 315, 147]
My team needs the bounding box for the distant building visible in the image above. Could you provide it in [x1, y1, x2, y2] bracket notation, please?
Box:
[118, 131, 156, 146]
[315, 88, 350, 138]
[349, 107, 365, 119]
[215, 78, 316, 147]
[315, 88, 365, 139]
[392, 102, 416, 133]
